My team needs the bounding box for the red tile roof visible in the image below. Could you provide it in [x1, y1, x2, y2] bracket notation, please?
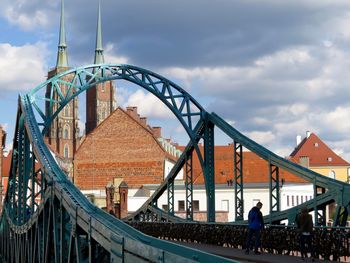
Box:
[178, 145, 306, 184]
[289, 133, 349, 166]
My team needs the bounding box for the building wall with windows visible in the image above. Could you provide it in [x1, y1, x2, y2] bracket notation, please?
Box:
[126, 183, 313, 222]
[290, 132, 350, 183]
[311, 167, 348, 182]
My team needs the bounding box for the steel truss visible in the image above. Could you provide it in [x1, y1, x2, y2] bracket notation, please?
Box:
[1, 62, 350, 262]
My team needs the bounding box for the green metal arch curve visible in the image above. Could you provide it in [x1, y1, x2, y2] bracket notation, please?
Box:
[28, 64, 207, 143]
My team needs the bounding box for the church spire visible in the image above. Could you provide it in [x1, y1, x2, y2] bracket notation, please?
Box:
[94, 0, 104, 64]
[57, 0, 68, 68]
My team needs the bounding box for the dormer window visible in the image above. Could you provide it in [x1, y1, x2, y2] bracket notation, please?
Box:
[327, 157, 332, 162]
[314, 142, 319, 147]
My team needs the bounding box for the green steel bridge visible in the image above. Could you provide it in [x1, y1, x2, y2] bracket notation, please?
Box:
[0, 64, 349, 262]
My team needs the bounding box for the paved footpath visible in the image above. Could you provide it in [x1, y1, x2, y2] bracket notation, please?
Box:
[176, 242, 346, 263]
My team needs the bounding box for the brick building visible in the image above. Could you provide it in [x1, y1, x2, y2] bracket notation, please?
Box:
[74, 106, 180, 208]
[149, 145, 308, 222]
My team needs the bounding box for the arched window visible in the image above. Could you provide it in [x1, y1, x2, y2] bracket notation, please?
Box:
[63, 125, 69, 139]
[64, 104, 70, 117]
[329, 170, 336, 179]
[64, 144, 69, 158]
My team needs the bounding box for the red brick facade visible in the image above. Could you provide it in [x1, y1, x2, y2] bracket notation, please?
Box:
[86, 80, 116, 135]
[74, 107, 168, 190]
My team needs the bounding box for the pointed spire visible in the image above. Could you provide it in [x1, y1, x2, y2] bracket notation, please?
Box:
[94, 0, 104, 64]
[57, 0, 69, 68]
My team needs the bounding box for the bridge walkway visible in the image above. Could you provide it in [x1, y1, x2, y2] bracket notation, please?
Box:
[176, 242, 343, 263]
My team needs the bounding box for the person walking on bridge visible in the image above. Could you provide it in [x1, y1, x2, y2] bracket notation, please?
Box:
[245, 201, 264, 255]
[296, 206, 315, 261]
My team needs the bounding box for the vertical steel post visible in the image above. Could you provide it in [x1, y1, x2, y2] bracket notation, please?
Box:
[269, 163, 280, 219]
[185, 152, 193, 220]
[167, 179, 174, 216]
[313, 185, 326, 226]
[204, 116, 215, 222]
[234, 142, 244, 221]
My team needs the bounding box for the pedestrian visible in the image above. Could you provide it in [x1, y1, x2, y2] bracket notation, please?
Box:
[245, 201, 264, 255]
[296, 206, 315, 261]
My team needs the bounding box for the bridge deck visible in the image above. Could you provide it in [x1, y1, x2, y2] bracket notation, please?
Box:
[176, 242, 344, 263]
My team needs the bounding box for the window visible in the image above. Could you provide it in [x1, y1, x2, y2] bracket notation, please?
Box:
[327, 157, 333, 162]
[162, 204, 168, 212]
[329, 170, 336, 179]
[314, 143, 319, 147]
[193, 200, 199, 211]
[178, 200, 185, 211]
[221, 200, 229, 211]
[101, 83, 105, 92]
[64, 145, 69, 158]
[64, 128, 69, 139]
[301, 196, 304, 203]
[64, 104, 70, 117]
[296, 196, 299, 205]
[287, 195, 290, 207]
[291, 196, 294, 206]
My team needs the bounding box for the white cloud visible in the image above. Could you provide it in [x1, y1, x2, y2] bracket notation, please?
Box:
[104, 43, 129, 64]
[245, 131, 276, 146]
[0, 42, 48, 91]
[316, 106, 350, 134]
[1, 0, 56, 31]
[122, 89, 173, 119]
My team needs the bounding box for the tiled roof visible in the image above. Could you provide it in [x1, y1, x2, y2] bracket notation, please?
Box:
[178, 145, 306, 184]
[289, 133, 349, 166]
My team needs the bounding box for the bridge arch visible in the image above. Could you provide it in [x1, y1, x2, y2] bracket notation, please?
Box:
[27, 63, 216, 220]
[29, 64, 206, 143]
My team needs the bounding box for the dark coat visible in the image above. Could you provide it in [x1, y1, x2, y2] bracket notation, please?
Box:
[296, 212, 313, 233]
[248, 206, 264, 230]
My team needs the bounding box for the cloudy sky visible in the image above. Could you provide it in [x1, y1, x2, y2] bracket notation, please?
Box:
[1, 0, 350, 160]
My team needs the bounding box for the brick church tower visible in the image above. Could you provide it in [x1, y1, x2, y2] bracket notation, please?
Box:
[45, 0, 80, 177]
[86, 1, 116, 135]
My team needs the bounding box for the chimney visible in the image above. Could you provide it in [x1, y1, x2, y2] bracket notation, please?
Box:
[119, 181, 128, 219]
[296, 135, 302, 146]
[126, 106, 140, 122]
[140, 117, 147, 126]
[152, 127, 162, 138]
[306, 131, 311, 138]
[105, 183, 116, 216]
